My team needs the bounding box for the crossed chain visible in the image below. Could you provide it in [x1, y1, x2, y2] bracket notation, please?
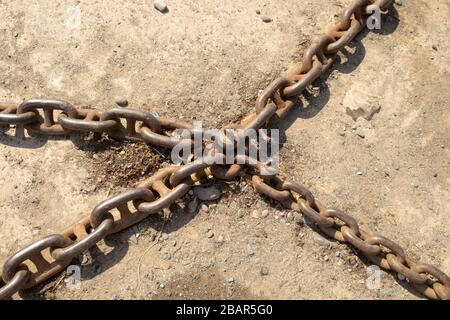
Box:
[0, 0, 448, 300]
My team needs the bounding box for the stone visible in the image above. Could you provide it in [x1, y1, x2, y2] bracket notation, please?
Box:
[261, 16, 272, 23]
[261, 210, 269, 218]
[153, 0, 168, 13]
[394, 0, 402, 5]
[286, 211, 294, 221]
[194, 186, 221, 201]
[313, 233, 337, 248]
[260, 267, 269, 276]
[338, 128, 346, 137]
[355, 128, 365, 138]
[344, 87, 381, 121]
[187, 198, 198, 214]
[207, 230, 215, 239]
[115, 97, 128, 107]
[251, 210, 259, 219]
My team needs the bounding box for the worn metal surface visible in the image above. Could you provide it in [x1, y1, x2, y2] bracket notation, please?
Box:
[1, 0, 449, 300]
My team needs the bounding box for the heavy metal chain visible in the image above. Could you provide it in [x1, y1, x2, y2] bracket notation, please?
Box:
[0, 0, 448, 300]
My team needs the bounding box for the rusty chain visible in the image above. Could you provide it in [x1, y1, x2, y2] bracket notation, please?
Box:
[1, 0, 449, 300]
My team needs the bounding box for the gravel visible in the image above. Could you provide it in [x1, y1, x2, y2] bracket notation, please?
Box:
[153, 0, 168, 13]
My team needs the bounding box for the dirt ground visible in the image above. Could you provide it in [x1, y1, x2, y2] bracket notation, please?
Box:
[0, 0, 449, 300]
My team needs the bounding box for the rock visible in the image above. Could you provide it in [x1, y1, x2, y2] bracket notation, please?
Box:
[256, 10, 261, 15]
[227, 277, 235, 283]
[246, 244, 255, 257]
[153, 0, 168, 13]
[261, 16, 272, 23]
[260, 267, 269, 276]
[338, 128, 346, 137]
[432, 44, 438, 51]
[161, 233, 169, 241]
[261, 210, 269, 218]
[251, 210, 259, 219]
[200, 204, 209, 212]
[313, 233, 337, 248]
[397, 273, 406, 281]
[216, 235, 225, 244]
[194, 186, 221, 201]
[393, 163, 400, 171]
[207, 230, 215, 239]
[355, 128, 365, 138]
[294, 213, 305, 226]
[344, 87, 381, 121]
[115, 97, 128, 107]
[356, 171, 363, 176]
[394, 0, 402, 5]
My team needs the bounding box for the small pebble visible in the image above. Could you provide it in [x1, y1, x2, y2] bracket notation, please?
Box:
[200, 204, 209, 212]
[207, 230, 215, 239]
[187, 198, 198, 214]
[256, 9, 261, 15]
[161, 233, 169, 241]
[356, 171, 363, 176]
[246, 245, 255, 257]
[394, 0, 402, 5]
[115, 98, 128, 107]
[432, 45, 438, 51]
[251, 210, 259, 219]
[260, 267, 269, 276]
[261, 210, 269, 218]
[227, 277, 235, 283]
[195, 186, 221, 201]
[261, 16, 272, 23]
[153, 0, 168, 13]
[338, 128, 346, 137]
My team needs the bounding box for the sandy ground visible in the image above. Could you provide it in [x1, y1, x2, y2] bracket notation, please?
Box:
[0, 0, 449, 300]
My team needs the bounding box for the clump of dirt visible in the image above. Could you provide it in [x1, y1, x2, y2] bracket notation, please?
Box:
[77, 134, 171, 190]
